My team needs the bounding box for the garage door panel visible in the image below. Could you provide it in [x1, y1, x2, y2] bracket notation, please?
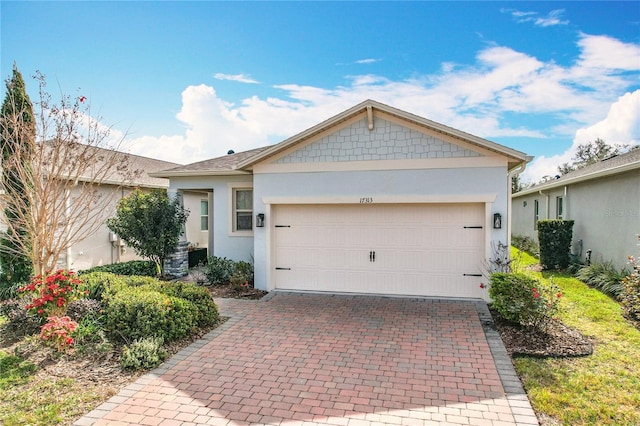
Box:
[273, 203, 485, 298]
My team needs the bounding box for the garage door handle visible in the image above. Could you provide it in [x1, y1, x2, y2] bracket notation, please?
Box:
[464, 226, 483, 229]
[463, 273, 482, 277]
[369, 251, 376, 262]
[276, 267, 291, 270]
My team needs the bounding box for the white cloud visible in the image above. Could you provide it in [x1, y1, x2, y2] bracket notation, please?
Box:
[355, 58, 381, 64]
[124, 34, 640, 172]
[213, 73, 259, 84]
[503, 8, 569, 27]
[522, 90, 640, 182]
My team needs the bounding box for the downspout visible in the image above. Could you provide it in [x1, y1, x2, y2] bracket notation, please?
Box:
[507, 160, 529, 248]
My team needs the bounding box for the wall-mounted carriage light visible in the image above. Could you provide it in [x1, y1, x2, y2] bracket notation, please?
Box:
[493, 213, 502, 229]
[256, 213, 265, 228]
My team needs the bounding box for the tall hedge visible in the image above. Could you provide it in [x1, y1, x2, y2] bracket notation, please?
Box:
[537, 220, 574, 270]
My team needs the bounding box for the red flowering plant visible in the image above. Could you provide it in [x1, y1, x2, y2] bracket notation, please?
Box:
[40, 316, 78, 352]
[18, 269, 87, 318]
[487, 273, 563, 330]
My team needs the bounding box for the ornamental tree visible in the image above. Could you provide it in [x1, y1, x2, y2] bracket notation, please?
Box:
[0, 70, 140, 276]
[106, 189, 189, 276]
[0, 63, 35, 286]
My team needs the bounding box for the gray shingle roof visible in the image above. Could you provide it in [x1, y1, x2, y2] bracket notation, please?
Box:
[152, 146, 270, 177]
[515, 147, 640, 196]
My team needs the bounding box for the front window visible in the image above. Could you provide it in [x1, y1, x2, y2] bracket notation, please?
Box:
[233, 189, 253, 231]
[200, 199, 209, 231]
[534, 199, 540, 230]
[556, 197, 564, 220]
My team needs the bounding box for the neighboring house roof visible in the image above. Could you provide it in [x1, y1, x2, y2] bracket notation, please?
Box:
[150, 147, 268, 177]
[41, 140, 181, 188]
[152, 99, 531, 178]
[513, 147, 640, 197]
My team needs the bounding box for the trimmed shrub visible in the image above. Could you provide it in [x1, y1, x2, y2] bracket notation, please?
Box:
[120, 337, 168, 370]
[203, 256, 235, 286]
[105, 287, 198, 343]
[165, 283, 219, 327]
[79, 272, 127, 301]
[576, 261, 629, 299]
[621, 257, 640, 322]
[80, 260, 157, 277]
[538, 220, 574, 270]
[489, 272, 563, 329]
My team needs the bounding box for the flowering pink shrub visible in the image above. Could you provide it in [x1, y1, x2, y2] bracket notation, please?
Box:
[40, 316, 78, 352]
[487, 273, 563, 329]
[19, 270, 87, 317]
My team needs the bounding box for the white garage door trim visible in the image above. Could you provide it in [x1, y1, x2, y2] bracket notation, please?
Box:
[264, 197, 494, 299]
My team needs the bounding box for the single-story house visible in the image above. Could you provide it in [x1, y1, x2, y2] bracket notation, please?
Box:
[1, 147, 208, 272]
[152, 100, 530, 301]
[512, 147, 640, 270]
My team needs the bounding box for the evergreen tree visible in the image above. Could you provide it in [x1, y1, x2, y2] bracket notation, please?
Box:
[0, 63, 34, 289]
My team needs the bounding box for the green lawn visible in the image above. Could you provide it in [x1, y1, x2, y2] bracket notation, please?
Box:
[510, 248, 640, 425]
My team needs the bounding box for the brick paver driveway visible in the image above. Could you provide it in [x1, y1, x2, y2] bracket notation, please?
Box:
[76, 292, 538, 425]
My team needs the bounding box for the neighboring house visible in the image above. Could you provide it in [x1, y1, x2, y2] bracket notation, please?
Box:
[152, 100, 530, 301]
[512, 148, 640, 270]
[1, 146, 208, 272]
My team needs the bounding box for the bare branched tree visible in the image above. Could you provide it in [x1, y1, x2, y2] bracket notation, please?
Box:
[1, 71, 140, 275]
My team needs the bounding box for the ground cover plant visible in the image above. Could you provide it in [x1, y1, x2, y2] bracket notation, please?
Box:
[504, 247, 640, 425]
[0, 269, 221, 425]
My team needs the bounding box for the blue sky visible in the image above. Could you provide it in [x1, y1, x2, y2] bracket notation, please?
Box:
[2, 1, 639, 181]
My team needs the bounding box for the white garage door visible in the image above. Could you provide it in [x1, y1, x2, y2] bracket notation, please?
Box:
[272, 203, 487, 298]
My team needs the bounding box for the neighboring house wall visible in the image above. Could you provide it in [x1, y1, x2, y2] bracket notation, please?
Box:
[512, 168, 640, 269]
[168, 174, 254, 263]
[62, 186, 203, 271]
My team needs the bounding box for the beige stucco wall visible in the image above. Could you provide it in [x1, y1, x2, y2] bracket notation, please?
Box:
[512, 169, 640, 269]
[182, 190, 210, 250]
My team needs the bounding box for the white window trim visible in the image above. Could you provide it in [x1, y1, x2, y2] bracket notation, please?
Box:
[556, 196, 564, 220]
[200, 199, 209, 232]
[227, 183, 254, 236]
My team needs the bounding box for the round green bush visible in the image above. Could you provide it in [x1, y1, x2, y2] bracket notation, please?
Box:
[489, 272, 562, 329]
[105, 287, 198, 342]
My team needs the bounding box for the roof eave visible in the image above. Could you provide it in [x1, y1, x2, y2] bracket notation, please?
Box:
[513, 160, 640, 197]
[149, 169, 252, 178]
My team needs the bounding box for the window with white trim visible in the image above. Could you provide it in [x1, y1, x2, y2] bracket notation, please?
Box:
[556, 196, 564, 220]
[200, 199, 209, 231]
[534, 199, 540, 230]
[233, 189, 253, 232]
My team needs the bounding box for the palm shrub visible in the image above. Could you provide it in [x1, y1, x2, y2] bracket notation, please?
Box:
[489, 272, 563, 330]
[576, 261, 629, 299]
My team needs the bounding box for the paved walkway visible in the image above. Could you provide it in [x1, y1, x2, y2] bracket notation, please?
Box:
[75, 292, 538, 425]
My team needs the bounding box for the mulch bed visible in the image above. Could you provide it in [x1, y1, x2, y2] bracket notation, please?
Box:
[490, 308, 594, 358]
[206, 285, 268, 300]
